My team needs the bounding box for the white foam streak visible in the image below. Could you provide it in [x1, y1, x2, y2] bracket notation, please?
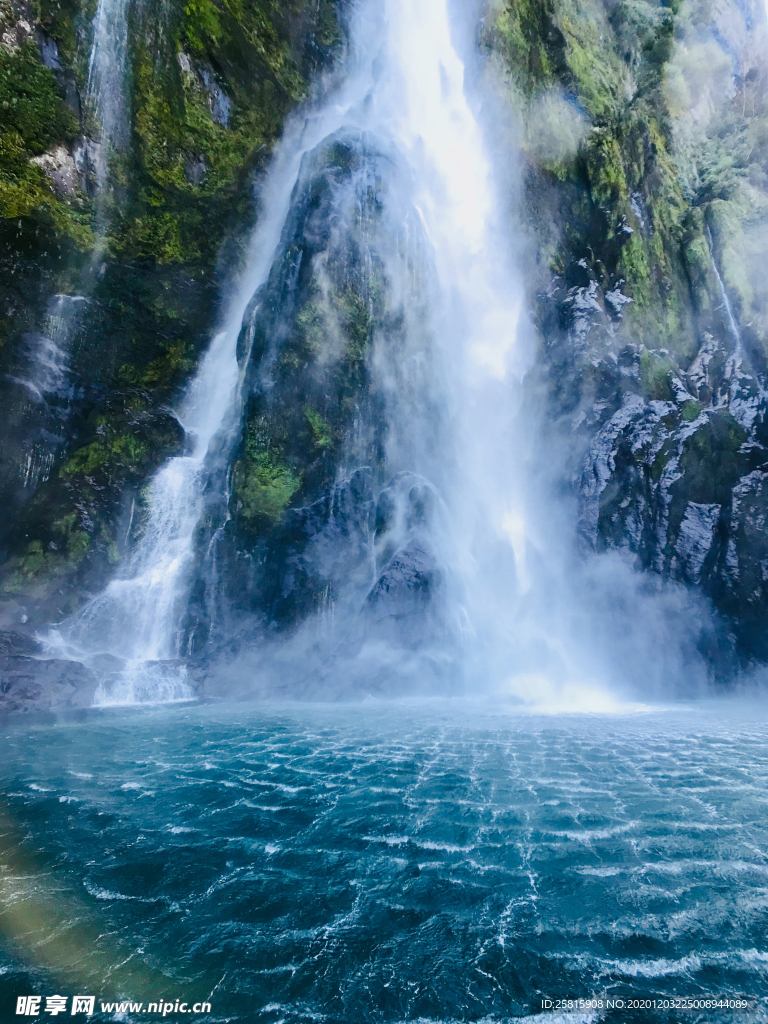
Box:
[381, 0, 520, 381]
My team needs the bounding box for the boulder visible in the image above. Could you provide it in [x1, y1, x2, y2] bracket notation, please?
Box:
[0, 651, 97, 714]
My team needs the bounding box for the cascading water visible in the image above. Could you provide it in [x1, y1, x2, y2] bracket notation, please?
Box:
[8, 0, 131, 502]
[226, 0, 710, 705]
[47, 30, 393, 702]
[706, 224, 743, 376]
[59, 325, 247, 704]
[85, 0, 130, 193]
[6, 4, 768, 1018]
[53, 0, 711, 707]
[6, 294, 89, 499]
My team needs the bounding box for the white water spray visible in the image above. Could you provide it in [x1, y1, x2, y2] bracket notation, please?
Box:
[16, 0, 132, 495]
[9, 294, 89, 494]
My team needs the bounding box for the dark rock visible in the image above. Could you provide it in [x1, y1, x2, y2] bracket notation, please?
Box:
[185, 154, 207, 185]
[0, 655, 96, 714]
[365, 540, 442, 635]
[0, 630, 43, 657]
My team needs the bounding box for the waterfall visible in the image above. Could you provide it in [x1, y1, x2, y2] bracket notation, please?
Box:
[10, 295, 84, 406]
[8, 294, 89, 495]
[9, 0, 131, 498]
[705, 224, 743, 377]
[47, 18, 390, 703]
[86, 0, 130, 192]
[52, 0, 710, 707]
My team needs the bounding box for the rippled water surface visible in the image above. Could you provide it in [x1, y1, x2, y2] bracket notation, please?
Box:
[1, 701, 768, 1022]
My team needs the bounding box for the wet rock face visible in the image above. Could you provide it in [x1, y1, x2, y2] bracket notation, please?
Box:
[0, 0, 345, 630]
[3, 0, 768, 676]
[563, 288, 768, 660]
[29, 144, 78, 195]
[190, 0, 768, 672]
[189, 132, 421, 640]
[538, 185, 768, 659]
[0, 632, 96, 714]
[364, 539, 444, 647]
[177, 123, 451, 658]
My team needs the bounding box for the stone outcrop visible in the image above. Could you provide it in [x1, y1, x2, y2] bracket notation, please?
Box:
[0, 632, 96, 713]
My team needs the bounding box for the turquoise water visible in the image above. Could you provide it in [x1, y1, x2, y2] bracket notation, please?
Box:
[1, 701, 767, 1022]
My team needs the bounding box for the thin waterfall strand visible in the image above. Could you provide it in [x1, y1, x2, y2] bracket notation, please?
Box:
[86, 0, 130, 190]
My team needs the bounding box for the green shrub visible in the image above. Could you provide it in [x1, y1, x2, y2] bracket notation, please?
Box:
[0, 42, 77, 155]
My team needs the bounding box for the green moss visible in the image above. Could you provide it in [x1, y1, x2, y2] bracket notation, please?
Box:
[490, 0, 704, 360]
[235, 451, 300, 522]
[119, 35, 304, 265]
[6, 509, 92, 586]
[32, 0, 93, 77]
[60, 433, 148, 479]
[558, 6, 626, 119]
[20, 539, 46, 578]
[620, 232, 652, 306]
[304, 406, 334, 449]
[0, 43, 91, 243]
[584, 129, 628, 207]
[113, 434, 148, 462]
[183, 0, 223, 52]
[53, 512, 78, 534]
[640, 349, 674, 401]
[233, 419, 301, 524]
[67, 529, 91, 562]
[132, 49, 252, 197]
[116, 212, 201, 264]
[0, 42, 78, 154]
[315, 0, 340, 48]
[60, 440, 109, 478]
[142, 341, 195, 385]
[295, 300, 326, 357]
[0, 0, 347, 612]
[492, 4, 529, 77]
[0, 130, 53, 217]
[338, 288, 373, 363]
[675, 412, 747, 505]
[486, 0, 559, 98]
[681, 400, 702, 421]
